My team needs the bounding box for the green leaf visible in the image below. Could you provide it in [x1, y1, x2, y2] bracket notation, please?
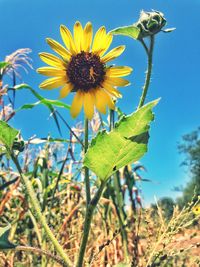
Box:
[29, 137, 71, 144]
[84, 100, 159, 180]
[115, 100, 158, 138]
[110, 25, 140, 40]
[14, 84, 45, 101]
[41, 99, 70, 109]
[0, 225, 16, 249]
[14, 84, 70, 135]
[17, 101, 41, 111]
[0, 121, 19, 150]
[14, 84, 70, 110]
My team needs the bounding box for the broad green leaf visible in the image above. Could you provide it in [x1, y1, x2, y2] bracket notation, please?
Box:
[85, 131, 148, 180]
[110, 25, 140, 40]
[0, 225, 16, 249]
[115, 100, 159, 137]
[0, 120, 19, 150]
[84, 100, 159, 180]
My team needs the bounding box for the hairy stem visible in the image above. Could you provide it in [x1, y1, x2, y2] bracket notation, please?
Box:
[10, 153, 72, 267]
[109, 108, 115, 131]
[76, 181, 106, 267]
[138, 36, 155, 109]
[113, 172, 129, 258]
[109, 109, 129, 260]
[84, 118, 91, 205]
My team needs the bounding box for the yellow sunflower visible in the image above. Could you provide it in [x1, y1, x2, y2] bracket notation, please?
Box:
[37, 22, 132, 120]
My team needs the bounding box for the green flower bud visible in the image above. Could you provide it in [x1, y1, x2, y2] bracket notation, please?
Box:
[136, 10, 167, 39]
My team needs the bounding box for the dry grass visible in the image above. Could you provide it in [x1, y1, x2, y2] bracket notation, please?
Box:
[0, 168, 199, 267]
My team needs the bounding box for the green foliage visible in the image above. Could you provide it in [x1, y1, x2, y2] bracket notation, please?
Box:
[84, 99, 159, 180]
[110, 25, 140, 40]
[177, 127, 200, 207]
[15, 84, 70, 111]
[0, 120, 19, 150]
[14, 83, 70, 134]
[0, 225, 16, 249]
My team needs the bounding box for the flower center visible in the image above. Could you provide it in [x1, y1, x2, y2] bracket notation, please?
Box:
[67, 51, 105, 92]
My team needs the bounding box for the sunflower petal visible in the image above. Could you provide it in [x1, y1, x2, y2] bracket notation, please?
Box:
[70, 90, 83, 118]
[94, 89, 107, 114]
[92, 26, 107, 54]
[96, 89, 115, 111]
[101, 45, 125, 63]
[37, 67, 66, 77]
[46, 38, 71, 61]
[99, 34, 113, 57]
[106, 66, 133, 77]
[83, 92, 94, 120]
[74, 21, 83, 53]
[59, 83, 74, 98]
[39, 77, 67, 90]
[39, 52, 67, 69]
[105, 77, 130, 87]
[102, 81, 122, 98]
[60, 25, 77, 55]
[82, 22, 93, 52]
[107, 98, 115, 110]
[103, 90, 115, 110]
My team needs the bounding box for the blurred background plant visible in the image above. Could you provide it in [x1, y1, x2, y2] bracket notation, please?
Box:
[0, 48, 32, 116]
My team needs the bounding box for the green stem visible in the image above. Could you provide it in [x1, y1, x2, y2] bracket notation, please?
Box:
[138, 36, 155, 109]
[76, 181, 106, 267]
[109, 109, 114, 131]
[109, 109, 129, 260]
[112, 173, 129, 261]
[84, 118, 91, 205]
[140, 39, 149, 55]
[11, 153, 72, 267]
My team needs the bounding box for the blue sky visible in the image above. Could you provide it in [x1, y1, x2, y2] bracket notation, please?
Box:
[0, 0, 199, 204]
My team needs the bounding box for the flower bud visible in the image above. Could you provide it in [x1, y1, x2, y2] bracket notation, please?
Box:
[136, 10, 166, 39]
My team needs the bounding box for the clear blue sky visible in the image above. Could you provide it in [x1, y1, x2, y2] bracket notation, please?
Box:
[0, 0, 199, 204]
